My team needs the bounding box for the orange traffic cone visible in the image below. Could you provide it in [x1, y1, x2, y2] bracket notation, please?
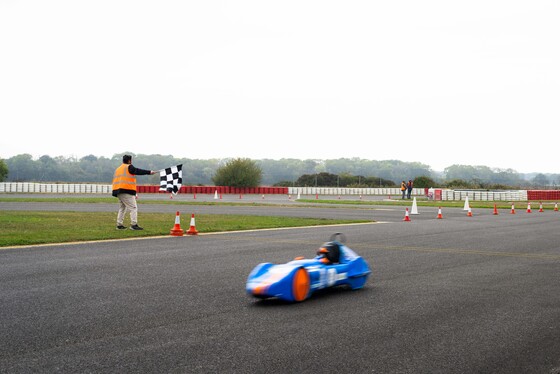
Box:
[493, 204, 499, 215]
[538, 202, 544, 212]
[510, 203, 516, 214]
[527, 202, 532, 213]
[467, 207, 473, 217]
[555, 203, 558, 212]
[437, 207, 443, 219]
[403, 208, 411, 221]
[186, 213, 199, 235]
[170, 211, 184, 236]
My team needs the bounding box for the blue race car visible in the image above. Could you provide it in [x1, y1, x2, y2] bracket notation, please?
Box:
[246, 233, 371, 302]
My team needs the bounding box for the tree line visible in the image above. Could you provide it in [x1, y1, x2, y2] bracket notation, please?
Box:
[0, 153, 558, 189]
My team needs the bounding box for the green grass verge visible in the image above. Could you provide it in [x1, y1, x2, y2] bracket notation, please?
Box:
[0, 211, 368, 248]
[0, 197, 254, 205]
[0, 195, 553, 248]
[297, 199, 549, 209]
[0, 196, 545, 210]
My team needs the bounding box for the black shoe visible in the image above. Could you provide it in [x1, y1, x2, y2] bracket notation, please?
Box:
[116, 225, 127, 230]
[130, 224, 144, 231]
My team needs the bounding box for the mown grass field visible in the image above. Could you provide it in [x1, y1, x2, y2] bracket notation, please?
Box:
[0, 196, 552, 248]
[0, 210, 368, 248]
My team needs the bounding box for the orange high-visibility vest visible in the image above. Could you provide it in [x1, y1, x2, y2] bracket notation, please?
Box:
[112, 164, 137, 192]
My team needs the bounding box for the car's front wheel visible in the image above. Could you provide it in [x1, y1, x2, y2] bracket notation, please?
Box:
[292, 268, 310, 302]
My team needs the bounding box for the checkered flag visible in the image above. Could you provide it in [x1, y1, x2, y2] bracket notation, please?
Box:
[159, 164, 183, 194]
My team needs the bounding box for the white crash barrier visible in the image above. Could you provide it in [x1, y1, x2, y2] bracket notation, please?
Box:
[288, 186, 527, 201]
[0, 182, 529, 201]
[438, 189, 526, 201]
[0, 182, 112, 194]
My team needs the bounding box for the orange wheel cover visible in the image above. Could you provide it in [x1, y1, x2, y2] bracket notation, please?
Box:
[292, 268, 310, 302]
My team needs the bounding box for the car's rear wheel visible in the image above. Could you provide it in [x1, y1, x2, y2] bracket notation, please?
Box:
[292, 268, 310, 302]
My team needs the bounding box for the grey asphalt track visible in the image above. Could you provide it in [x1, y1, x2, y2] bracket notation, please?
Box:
[1, 197, 559, 373]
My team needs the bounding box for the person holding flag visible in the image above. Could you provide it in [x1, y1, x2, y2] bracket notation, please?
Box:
[112, 154, 156, 230]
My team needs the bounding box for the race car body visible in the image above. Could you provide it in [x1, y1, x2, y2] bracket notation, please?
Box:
[246, 233, 371, 302]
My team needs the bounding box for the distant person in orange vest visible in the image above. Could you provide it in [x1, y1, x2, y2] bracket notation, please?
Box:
[112, 154, 156, 230]
[407, 180, 413, 199]
[400, 181, 406, 199]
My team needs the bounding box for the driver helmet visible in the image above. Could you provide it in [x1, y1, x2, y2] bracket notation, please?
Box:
[316, 242, 341, 264]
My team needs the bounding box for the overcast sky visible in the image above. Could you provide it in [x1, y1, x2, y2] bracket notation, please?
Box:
[1, 1, 558, 173]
